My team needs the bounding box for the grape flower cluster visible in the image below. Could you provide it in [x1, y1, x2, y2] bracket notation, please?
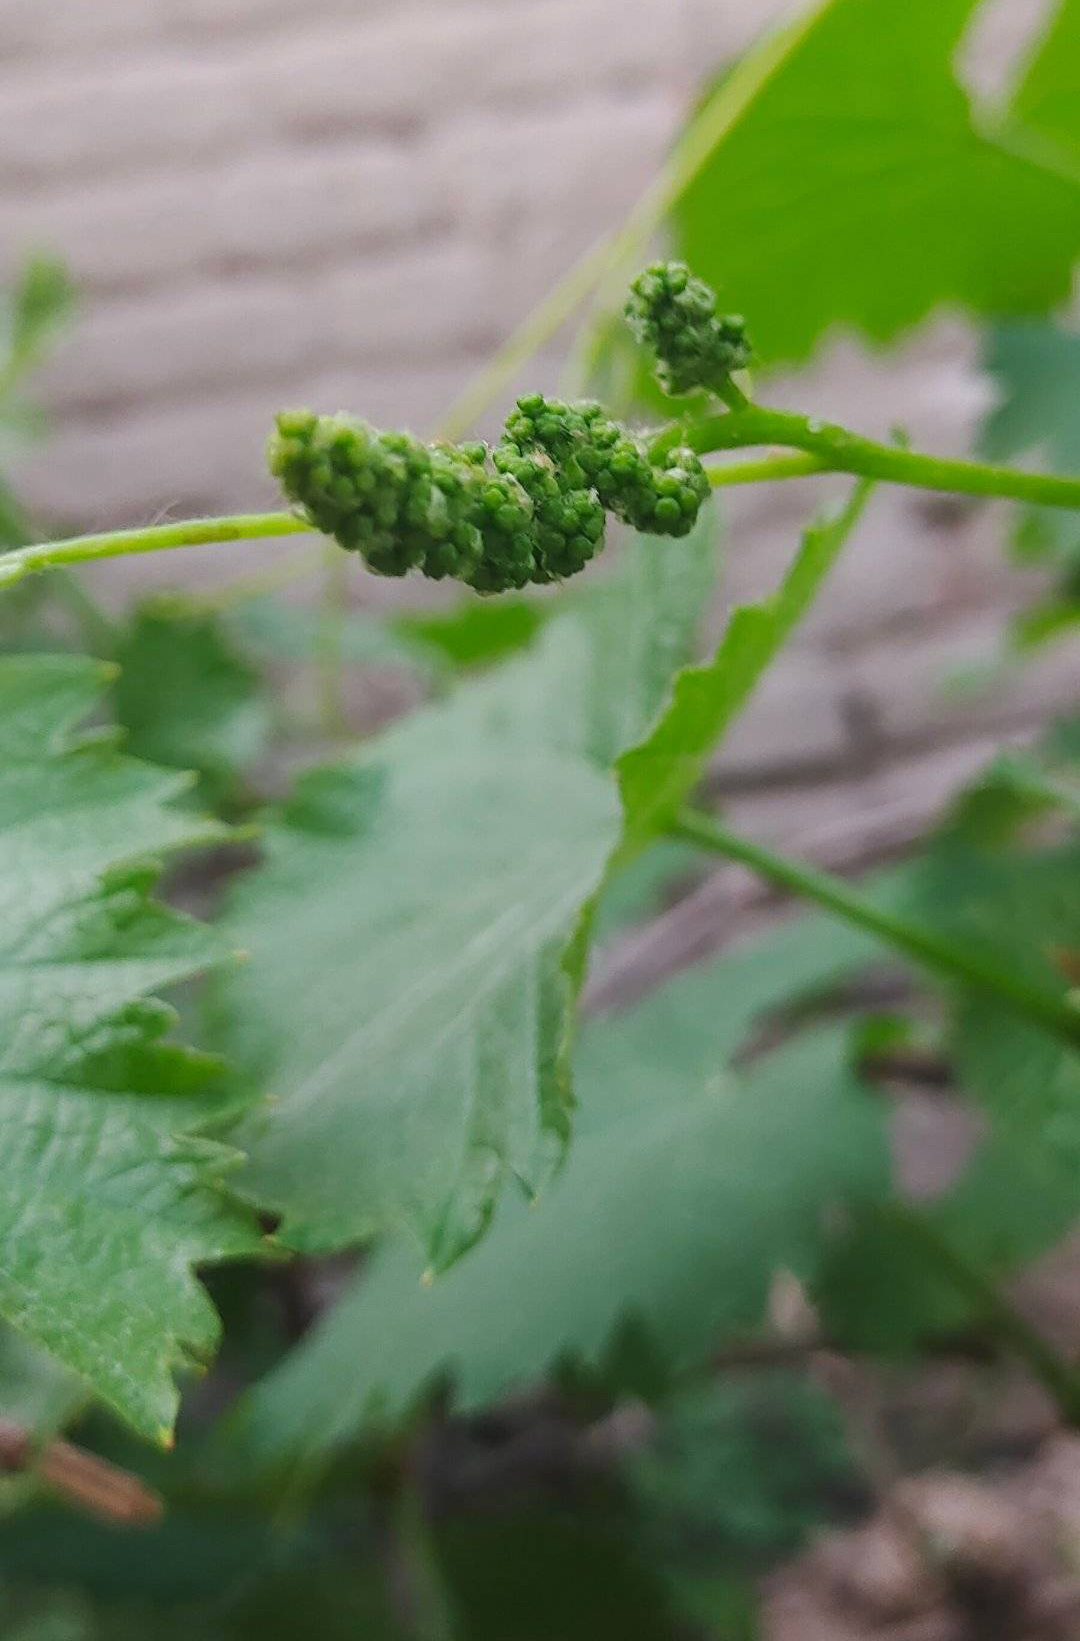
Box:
[625, 260, 751, 397]
[268, 399, 709, 594]
[268, 262, 745, 593]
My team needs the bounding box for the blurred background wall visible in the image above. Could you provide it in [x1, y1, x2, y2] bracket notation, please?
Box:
[0, 0, 1072, 866]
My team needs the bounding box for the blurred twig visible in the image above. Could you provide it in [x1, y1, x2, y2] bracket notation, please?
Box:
[0, 1417, 163, 1527]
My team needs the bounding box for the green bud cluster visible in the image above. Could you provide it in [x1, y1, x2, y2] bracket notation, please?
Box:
[505, 394, 709, 539]
[625, 260, 751, 398]
[268, 411, 486, 582]
[269, 391, 710, 592]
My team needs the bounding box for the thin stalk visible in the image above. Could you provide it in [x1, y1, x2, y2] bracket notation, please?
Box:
[873, 1203, 1080, 1424]
[7, 398, 1080, 596]
[432, 3, 823, 440]
[663, 404, 1080, 514]
[0, 512, 312, 591]
[672, 808, 1080, 1048]
[708, 452, 831, 487]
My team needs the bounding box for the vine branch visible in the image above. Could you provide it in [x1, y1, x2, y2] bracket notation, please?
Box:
[0, 512, 311, 592]
[5, 404, 1080, 592]
[672, 807, 1080, 1048]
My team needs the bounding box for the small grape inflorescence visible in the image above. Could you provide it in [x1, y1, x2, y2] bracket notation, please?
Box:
[267, 263, 727, 594]
[624, 260, 751, 398]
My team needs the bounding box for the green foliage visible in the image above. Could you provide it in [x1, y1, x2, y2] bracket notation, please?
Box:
[1008, 0, 1080, 159]
[627, 1372, 860, 1586]
[820, 779, 1080, 1351]
[230, 914, 885, 1475]
[0, 255, 75, 548]
[0, 655, 261, 1440]
[211, 519, 716, 1269]
[671, 0, 1080, 368]
[8, 14, 1080, 1632]
[2, 257, 75, 383]
[392, 591, 550, 670]
[981, 318, 1080, 645]
[619, 479, 872, 843]
[112, 597, 271, 807]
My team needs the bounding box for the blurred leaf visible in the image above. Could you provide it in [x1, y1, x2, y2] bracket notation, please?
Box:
[227, 595, 437, 680]
[627, 1372, 860, 1580]
[981, 319, 1080, 574]
[0, 1591, 96, 1641]
[0, 655, 261, 1441]
[821, 824, 1080, 1352]
[212, 519, 717, 1269]
[434, 1507, 687, 1641]
[393, 593, 551, 670]
[590, 837, 702, 946]
[0, 476, 32, 549]
[619, 482, 871, 844]
[1008, 0, 1080, 160]
[675, 0, 1080, 367]
[1011, 593, 1080, 651]
[0, 1328, 84, 1441]
[113, 598, 271, 807]
[231, 915, 886, 1475]
[6, 257, 75, 375]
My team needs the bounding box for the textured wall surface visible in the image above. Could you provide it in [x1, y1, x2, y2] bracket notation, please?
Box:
[0, 0, 1071, 861]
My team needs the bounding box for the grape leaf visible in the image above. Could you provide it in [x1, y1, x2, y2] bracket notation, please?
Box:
[113, 598, 271, 807]
[676, 0, 1080, 366]
[618, 481, 871, 844]
[231, 915, 886, 1474]
[821, 828, 1080, 1352]
[627, 1372, 858, 1575]
[392, 594, 552, 671]
[0, 654, 261, 1442]
[980, 318, 1080, 580]
[227, 595, 440, 681]
[213, 518, 717, 1269]
[1009, 0, 1080, 159]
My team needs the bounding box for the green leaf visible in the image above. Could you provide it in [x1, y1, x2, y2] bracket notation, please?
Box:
[618, 482, 871, 844]
[0, 477, 31, 550]
[980, 319, 1080, 572]
[821, 831, 1080, 1353]
[230, 917, 886, 1475]
[676, 0, 1080, 366]
[1009, 0, 1080, 160]
[0, 655, 261, 1441]
[213, 518, 717, 1268]
[112, 598, 271, 807]
[227, 595, 439, 681]
[7, 257, 75, 374]
[392, 594, 552, 670]
[627, 1372, 859, 1574]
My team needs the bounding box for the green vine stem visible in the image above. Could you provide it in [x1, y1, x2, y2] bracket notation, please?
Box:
[867, 1203, 1080, 1425]
[672, 808, 1080, 1048]
[7, 393, 1080, 593]
[657, 404, 1080, 512]
[0, 512, 311, 592]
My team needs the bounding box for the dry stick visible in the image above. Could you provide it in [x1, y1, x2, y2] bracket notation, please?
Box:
[0, 1417, 163, 1526]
